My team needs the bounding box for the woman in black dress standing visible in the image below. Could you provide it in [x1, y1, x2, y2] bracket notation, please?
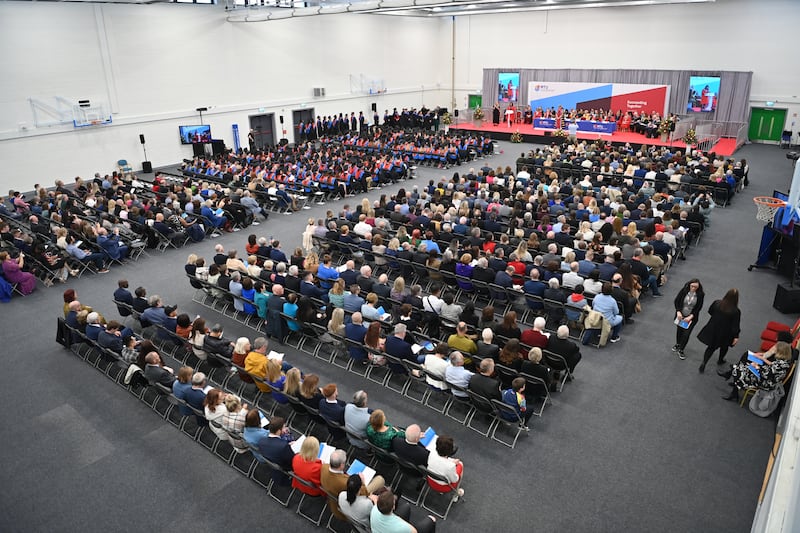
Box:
[492, 104, 501, 125]
[673, 279, 704, 360]
[696, 288, 741, 373]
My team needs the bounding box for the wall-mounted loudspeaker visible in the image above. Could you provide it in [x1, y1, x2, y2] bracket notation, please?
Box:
[371, 103, 377, 112]
[454, 109, 459, 117]
[139, 134, 146, 144]
[279, 116, 284, 124]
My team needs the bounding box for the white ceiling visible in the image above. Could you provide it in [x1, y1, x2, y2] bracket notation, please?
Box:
[13, 0, 717, 17]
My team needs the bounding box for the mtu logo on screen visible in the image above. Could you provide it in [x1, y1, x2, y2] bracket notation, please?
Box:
[533, 84, 550, 92]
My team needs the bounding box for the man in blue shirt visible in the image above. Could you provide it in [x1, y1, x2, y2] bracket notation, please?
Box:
[591, 283, 623, 342]
[316, 254, 339, 290]
[343, 285, 365, 313]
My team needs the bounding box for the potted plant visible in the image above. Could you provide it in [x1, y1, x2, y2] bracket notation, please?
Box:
[441, 111, 452, 133]
[473, 107, 485, 127]
[510, 130, 523, 143]
[683, 128, 698, 148]
[657, 118, 673, 142]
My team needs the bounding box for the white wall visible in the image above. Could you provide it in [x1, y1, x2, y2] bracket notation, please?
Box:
[0, 2, 448, 191]
[451, 0, 800, 125]
[4, 0, 799, 192]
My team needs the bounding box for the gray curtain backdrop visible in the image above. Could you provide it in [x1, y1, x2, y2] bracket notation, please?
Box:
[482, 68, 752, 123]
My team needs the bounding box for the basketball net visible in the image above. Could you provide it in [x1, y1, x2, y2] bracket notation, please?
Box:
[754, 197, 786, 223]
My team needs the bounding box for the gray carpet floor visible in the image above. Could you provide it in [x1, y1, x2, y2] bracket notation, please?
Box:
[0, 142, 794, 533]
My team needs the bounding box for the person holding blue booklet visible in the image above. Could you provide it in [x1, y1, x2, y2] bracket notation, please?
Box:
[672, 278, 704, 360]
[719, 341, 793, 402]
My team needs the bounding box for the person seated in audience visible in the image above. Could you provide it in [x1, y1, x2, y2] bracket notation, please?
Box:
[266, 284, 286, 342]
[323, 449, 385, 521]
[143, 351, 175, 387]
[385, 323, 418, 371]
[344, 390, 372, 450]
[440, 293, 463, 324]
[344, 284, 365, 313]
[547, 325, 582, 373]
[184, 372, 208, 425]
[424, 343, 449, 390]
[498, 339, 526, 372]
[565, 284, 588, 328]
[97, 320, 127, 354]
[366, 409, 404, 451]
[0, 251, 36, 295]
[521, 317, 549, 349]
[371, 487, 437, 533]
[476, 328, 499, 361]
[299, 374, 324, 411]
[444, 351, 473, 397]
[319, 383, 347, 435]
[494, 311, 522, 345]
[64, 234, 108, 272]
[361, 292, 383, 322]
[720, 341, 793, 402]
[447, 321, 477, 357]
[372, 273, 391, 299]
[591, 283, 623, 343]
[264, 359, 288, 403]
[392, 423, 431, 470]
[426, 435, 464, 500]
[132, 286, 149, 314]
[292, 436, 324, 496]
[140, 295, 167, 329]
[203, 388, 229, 441]
[96, 227, 129, 261]
[520, 347, 553, 397]
[84, 312, 105, 341]
[501, 377, 533, 429]
[468, 358, 501, 401]
[338, 475, 377, 529]
[255, 416, 296, 486]
[113, 279, 133, 316]
[172, 366, 193, 410]
[344, 311, 369, 363]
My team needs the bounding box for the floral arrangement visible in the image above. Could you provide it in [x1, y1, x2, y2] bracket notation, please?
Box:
[440, 112, 453, 126]
[553, 129, 568, 139]
[473, 107, 485, 120]
[657, 117, 674, 135]
[510, 130, 523, 143]
[683, 128, 698, 145]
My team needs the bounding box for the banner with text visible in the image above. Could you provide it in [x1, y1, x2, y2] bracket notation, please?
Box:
[528, 82, 669, 116]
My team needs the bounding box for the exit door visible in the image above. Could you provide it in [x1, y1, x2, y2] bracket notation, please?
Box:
[292, 108, 315, 143]
[749, 107, 787, 142]
[248, 114, 275, 151]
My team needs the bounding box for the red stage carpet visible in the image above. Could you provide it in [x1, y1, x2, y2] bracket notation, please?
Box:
[449, 121, 739, 156]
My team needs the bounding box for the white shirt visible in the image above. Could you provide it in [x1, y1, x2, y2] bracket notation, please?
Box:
[205, 404, 230, 440]
[427, 451, 460, 486]
[423, 294, 443, 314]
[424, 354, 449, 390]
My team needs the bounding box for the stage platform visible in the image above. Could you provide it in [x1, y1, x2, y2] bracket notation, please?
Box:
[449, 121, 739, 156]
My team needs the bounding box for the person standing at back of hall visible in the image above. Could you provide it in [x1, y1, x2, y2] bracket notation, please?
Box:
[696, 288, 741, 373]
[672, 278, 704, 361]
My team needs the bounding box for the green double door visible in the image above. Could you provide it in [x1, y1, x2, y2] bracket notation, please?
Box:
[749, 107, 787, 142]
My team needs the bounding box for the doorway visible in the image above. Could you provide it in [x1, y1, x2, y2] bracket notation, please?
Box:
[749, 107, 787, 143]
[292, 108, 315, 143]
[248, 114, 275, 151]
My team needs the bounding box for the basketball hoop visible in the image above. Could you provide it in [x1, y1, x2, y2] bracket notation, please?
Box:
[754, 196, 786, 223]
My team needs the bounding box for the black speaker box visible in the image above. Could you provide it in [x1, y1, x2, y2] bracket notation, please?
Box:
[139, 134, 146, 144]
[773, 282, 800, 313]
[142, 161, 153, 173]
[454, 109, 459, 117]
[279, 115, 284, 124]
[371, 103, 377, 112]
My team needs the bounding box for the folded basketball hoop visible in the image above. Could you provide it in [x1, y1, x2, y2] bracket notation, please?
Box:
[754, 196, 786, 223]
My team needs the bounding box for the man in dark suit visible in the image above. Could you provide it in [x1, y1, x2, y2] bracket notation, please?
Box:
[468, 358, 501, 401]
[339, 260, 358, 287]
[318, 383, 347, 440]
[300, 271, 328, 301]
[546, 325, 582, 373]
[257, 416, 296, 486]
[132, 286, 149, 314]
[391, 424, 430, 467]
[143, 352, 175, 387]
[384, 323, 415, 374]
[371, 274, 391, 299]
[113, 279, 133, 317]
[523, 269, 546, 311]
[597, 256, 618, 282]
[97, 321, 126, 354]
[345, 313, 368, 362]
[269, 241, 288, 263]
